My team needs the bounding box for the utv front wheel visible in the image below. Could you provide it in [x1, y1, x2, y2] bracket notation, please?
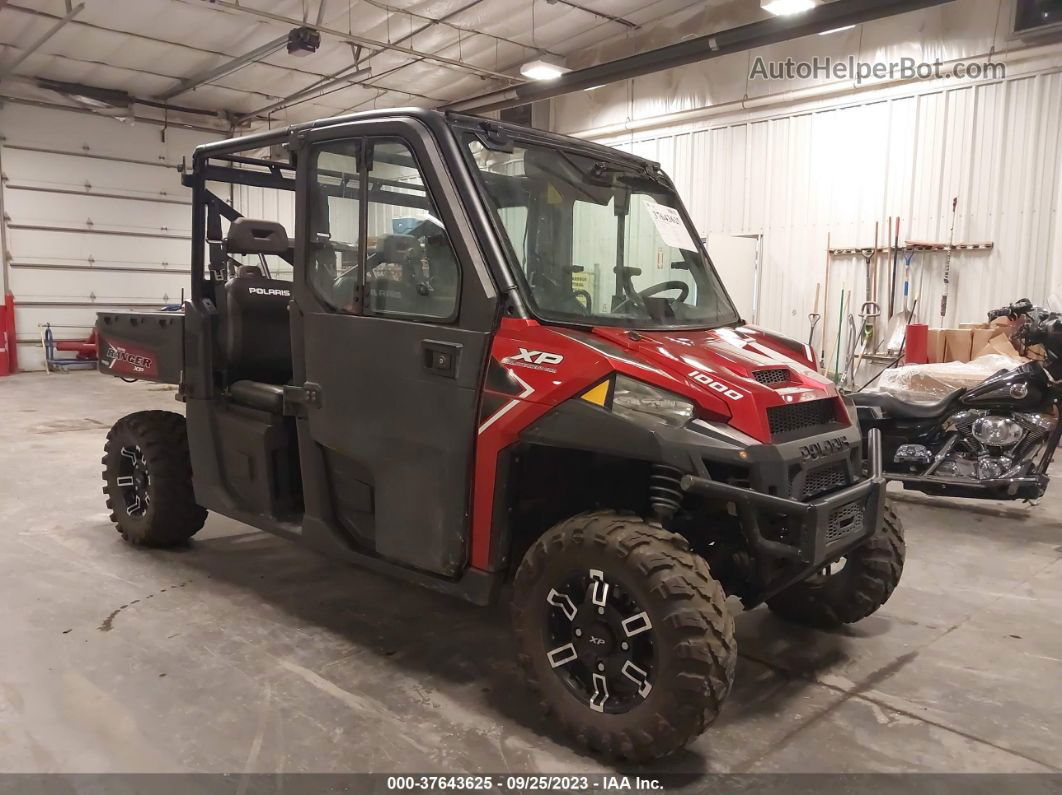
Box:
[102, 411, 207, 547]
[767, 502, 905, 628]
[511, 511, 736, 761]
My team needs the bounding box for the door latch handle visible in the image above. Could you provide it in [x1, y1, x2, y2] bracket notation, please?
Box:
[283, 382, 322, 414]
[422, 340, 461, 378]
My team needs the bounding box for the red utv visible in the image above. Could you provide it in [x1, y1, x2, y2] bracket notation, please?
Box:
[96, 109, 903, 761]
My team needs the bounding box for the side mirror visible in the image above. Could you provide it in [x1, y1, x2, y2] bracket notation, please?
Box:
[225, 218, 290, 256]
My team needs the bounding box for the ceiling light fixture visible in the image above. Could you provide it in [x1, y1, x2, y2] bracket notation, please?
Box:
[761, 0, 818, 16]
[520, 55, 570, 81]
[818, 24, 856, 35]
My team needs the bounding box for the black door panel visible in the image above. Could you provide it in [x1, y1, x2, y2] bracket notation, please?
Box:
[303, 313, 488, 573]
[292, 117, 497, 576]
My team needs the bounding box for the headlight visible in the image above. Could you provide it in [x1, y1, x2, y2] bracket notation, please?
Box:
[611, 375, 694, 428]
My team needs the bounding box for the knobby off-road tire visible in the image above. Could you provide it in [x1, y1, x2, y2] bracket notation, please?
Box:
[767, 502, 905, 628]
[511, 510, 736, 761]
[102, 410, 207, 547]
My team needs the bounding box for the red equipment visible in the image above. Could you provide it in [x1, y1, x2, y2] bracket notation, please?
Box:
[0, 292, 16, 376]
[55, 328, 99, 360]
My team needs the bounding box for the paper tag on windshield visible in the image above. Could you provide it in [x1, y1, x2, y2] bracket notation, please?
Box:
[643, 198, 696, 251]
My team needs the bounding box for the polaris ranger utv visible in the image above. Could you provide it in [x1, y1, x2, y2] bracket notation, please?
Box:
[97, 109, 904, 761]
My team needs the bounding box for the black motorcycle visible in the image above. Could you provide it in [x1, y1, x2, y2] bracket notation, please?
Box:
[852, 299, 1062, 501]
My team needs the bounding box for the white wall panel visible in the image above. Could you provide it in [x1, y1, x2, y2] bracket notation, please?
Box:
[6, 228, 192, 270]
[5, 189, 190, 234]
[558, 47, 1062, 377]
[0, 102, 208, 166]
[0, 101, 220, 370]
[4, 148, 188, 199]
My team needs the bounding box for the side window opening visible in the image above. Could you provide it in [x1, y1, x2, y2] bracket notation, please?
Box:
[308, 138, 461, 321]
[309, 141, 362, 312]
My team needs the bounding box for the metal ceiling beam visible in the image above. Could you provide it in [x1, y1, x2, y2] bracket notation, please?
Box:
[0, 1, 84, 81]
[155, 32, 291, 100]
[549, 0, 638, 30]
[6, 3, 365, 95]
[335, 0, 498, 111]
[238, 65, 372, 122]
[445, 0, 957, 113]
[358, 0, 562, 57]
[198, 0, 517, 83]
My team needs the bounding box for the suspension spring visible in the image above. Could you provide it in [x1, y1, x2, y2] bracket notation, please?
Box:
[649, 464, 684, 523]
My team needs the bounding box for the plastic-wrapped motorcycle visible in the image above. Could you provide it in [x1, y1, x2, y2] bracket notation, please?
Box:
[853, 299, 1062, 500]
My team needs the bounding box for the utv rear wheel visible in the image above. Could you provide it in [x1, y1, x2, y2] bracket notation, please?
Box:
[102, 411, 206, 547]
[767, 502, 905, 628]
[511, 511, 736, 761]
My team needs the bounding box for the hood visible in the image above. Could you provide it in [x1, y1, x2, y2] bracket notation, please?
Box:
[593, 324, 845, 443]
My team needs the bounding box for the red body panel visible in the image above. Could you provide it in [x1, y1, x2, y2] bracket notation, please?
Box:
[470, 318, 843, 569]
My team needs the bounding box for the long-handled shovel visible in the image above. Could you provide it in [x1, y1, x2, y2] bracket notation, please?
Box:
[939, 197, 958, 325]
[842, 296, 859, 390]
[819, 233, 831, 369]
[859, 222, 879, 354]
[884, 221, 915, 352]
[808, 282, 822, 349]
[832, 288, 846, 383]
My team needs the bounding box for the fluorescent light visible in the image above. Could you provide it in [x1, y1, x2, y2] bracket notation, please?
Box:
[520, 55, 569, 81]
[761, 0, 817, 16]
[818, 24, 856, 35]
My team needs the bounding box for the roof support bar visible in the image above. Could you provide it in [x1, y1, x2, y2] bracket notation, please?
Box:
[0, 1, 85, 81]
[155, 32, 291, 100]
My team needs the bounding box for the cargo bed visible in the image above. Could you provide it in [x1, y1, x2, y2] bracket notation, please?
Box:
[96, 310, 184, 384]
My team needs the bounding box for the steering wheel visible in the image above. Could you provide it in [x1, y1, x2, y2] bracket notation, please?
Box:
[614, 280, 690, 313]
[572, 289, 592, 313]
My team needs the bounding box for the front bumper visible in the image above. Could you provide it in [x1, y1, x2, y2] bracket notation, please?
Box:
[680, 429, 886, 598]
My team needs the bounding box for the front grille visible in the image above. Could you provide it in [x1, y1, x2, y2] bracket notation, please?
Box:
[826, 501, 865, 546]
[767, 399, 837, 437]
[753, 368, 790, 385]
[801, 463, 849, 499]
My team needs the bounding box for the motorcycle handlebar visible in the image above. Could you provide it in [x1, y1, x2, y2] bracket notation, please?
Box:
[987, 298, 1034, 321]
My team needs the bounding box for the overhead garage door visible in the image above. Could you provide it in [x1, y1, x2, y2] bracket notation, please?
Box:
[0, 100, 222, 370]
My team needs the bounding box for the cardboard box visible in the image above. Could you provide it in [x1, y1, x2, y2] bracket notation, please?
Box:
[975, 332, 1022, 360]
[944, 328, 973, 362]
[971, 327, 997, 357]
[959, 321, 989, 330]
[927, 328, 946, 363]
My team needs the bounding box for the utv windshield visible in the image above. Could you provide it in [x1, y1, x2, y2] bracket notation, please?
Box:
[464, 135, 740, 329]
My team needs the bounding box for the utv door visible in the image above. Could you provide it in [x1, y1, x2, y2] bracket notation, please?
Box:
[292, 117, 498, 576]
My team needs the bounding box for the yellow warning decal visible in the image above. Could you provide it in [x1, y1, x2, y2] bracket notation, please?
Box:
[581, 380, 610, 407]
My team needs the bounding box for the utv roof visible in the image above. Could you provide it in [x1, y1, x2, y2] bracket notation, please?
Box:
[192, 107, 660, 171]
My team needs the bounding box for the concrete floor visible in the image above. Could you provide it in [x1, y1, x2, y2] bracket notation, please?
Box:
[1, 370, 1061, 775]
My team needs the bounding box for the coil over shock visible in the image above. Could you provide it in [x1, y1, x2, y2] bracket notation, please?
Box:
[649, 463, 684, 524]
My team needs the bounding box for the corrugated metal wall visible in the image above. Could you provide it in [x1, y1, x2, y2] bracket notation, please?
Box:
[0, 100, 220, 370]
[576, 67, 1062, 366]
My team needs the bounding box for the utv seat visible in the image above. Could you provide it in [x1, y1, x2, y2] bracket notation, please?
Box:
[217, 219, 295, 412]
[851, 388, 966, 419]
[220, 269, 292, 384]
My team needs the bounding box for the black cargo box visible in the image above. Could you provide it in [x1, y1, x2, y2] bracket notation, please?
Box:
[96, 311, 183, 384]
